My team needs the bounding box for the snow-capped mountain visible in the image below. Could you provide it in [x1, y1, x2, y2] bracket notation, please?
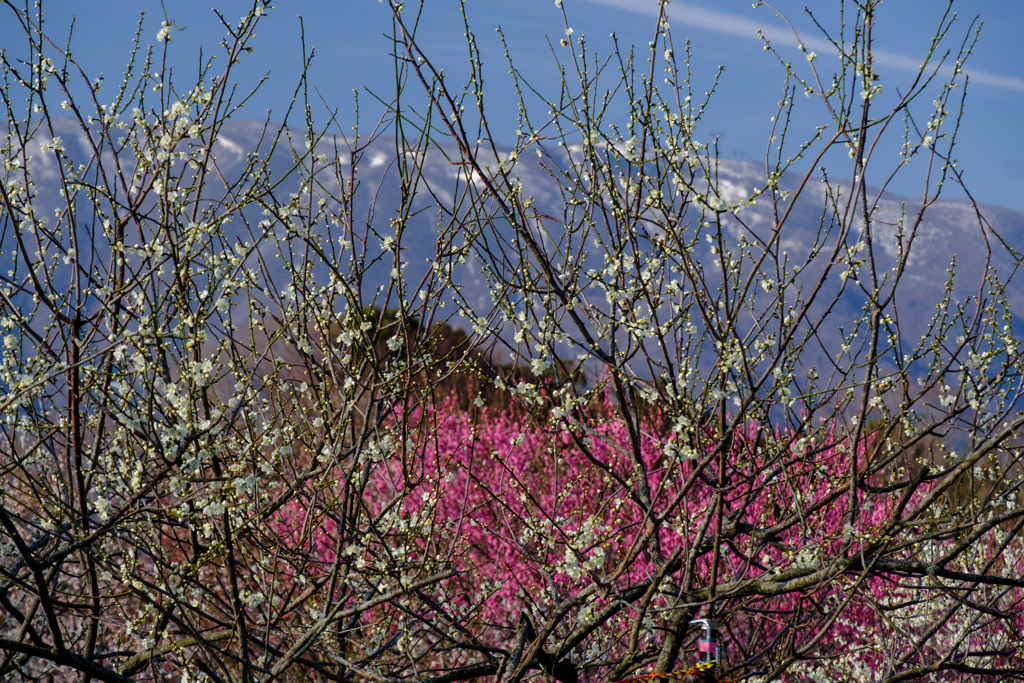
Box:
[9, 117, 1023, 352]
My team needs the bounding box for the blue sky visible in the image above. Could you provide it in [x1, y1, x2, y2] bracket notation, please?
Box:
[5, 0, 1023, 210]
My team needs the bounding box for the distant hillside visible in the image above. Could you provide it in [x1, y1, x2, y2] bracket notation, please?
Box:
[13, 117, 1024, 356]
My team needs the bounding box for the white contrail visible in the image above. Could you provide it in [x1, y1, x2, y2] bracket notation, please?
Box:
[582, 0, 1024, 93]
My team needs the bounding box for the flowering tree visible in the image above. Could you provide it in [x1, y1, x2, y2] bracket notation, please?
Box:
[1, 0, 1023, 682]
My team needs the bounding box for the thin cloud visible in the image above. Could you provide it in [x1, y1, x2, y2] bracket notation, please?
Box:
[583, 0, 1024, 93]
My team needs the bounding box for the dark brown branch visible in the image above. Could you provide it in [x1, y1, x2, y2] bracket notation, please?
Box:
[0, 637, 135, 683]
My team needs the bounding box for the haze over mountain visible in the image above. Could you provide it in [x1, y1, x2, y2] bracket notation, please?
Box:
[16, 117, 1024, 365]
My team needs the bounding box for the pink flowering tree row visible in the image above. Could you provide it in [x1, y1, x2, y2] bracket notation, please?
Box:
[2, 0, 1024, 682]
[279, 391, 1024, 682]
